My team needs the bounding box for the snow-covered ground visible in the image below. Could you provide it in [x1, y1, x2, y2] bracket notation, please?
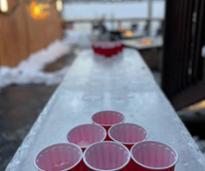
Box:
[0, 40, 73, 89]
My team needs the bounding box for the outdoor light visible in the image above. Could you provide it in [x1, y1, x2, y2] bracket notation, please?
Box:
[0, 0, 8, 13]
[0, 0, 19, 15]
[28, 0, 50, 20]
[56, 0, 63, 12]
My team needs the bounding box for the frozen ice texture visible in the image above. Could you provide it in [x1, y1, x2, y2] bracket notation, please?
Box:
[6, 49, 205, 171]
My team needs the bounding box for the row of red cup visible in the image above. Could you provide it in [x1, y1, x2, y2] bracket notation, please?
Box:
[92, 41, 124, 58]
[35, 111, 178, 171]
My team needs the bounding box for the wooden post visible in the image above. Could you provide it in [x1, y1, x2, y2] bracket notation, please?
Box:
[147, 0, 152, 36]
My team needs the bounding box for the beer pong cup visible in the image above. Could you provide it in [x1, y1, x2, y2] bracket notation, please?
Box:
[67, 124, 106, 150]
[83, 141, 130, 171]
[115, 42, 124, 54]
[130, 141, 178, 171]
[92, 41, 123, 57]
[35, 143, 83, 171]
[92, 111, 124, 131]
[108, 123, 147, 149]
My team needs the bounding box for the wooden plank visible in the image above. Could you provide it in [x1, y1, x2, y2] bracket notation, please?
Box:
[162, 0, 182, 96]
[183, 0, 194, 86]
[0, 1, 29, 66]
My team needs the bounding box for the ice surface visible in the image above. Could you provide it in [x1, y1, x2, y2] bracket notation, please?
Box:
[6, 49, 205, 171]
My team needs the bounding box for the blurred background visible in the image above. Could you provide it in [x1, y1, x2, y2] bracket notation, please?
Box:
[0, 0, 205, 170]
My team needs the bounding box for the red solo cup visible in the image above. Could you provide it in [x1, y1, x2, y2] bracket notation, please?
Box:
[92, 41, 122, 57]
[34, 143, 84, 171]
[119, 43, 124, 53]
[114, 42, 122, 54]
[83, 141, 130, 171]
[67, 124, 106, 150]
[130, 141, 178, 171]
[108, 123, 147, 149]
[92, 111, 124, 131]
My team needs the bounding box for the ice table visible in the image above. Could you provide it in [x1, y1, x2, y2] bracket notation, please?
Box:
[6, 49, 205, 171]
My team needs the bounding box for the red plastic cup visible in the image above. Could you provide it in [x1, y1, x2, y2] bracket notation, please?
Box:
[34, 143, 84, 171]
[92, 41, 123, 58]
[114, 42, 124, 54]
[108, 123, 147, 149]
[67, 124, 106, 150]
[130, 141, 178, 171]
[84, 141, 130, 171]
[92, 111, 124, 131]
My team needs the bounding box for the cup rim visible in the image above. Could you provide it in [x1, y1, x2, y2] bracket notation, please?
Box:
[130, 141, 179, 170]
[34, 143, 83, 171]
[83, 141, 131, 171]
[108, 122, 148, 145]
[92, 110, 125, 127]
[67, 123, 107, 148]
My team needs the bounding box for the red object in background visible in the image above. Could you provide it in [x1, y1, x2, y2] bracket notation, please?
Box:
[108, 123, 147, 149]
[83, 141, 130, 171]
[67, 124, 106, 150]
[92, 111, 124, 131]
[35, 143, 84, 171]
[92, 41, 124, 58]
[130, 141, 178, 171]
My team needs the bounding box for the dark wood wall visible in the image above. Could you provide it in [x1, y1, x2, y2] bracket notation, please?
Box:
[162, 0, 205, 109]
[0, 0, 62, 67]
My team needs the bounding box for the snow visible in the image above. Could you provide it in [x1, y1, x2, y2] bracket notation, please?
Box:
[0, 40, 72, 89]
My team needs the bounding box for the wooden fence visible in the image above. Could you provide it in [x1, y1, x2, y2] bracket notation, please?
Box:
[0, 0, 62, 67]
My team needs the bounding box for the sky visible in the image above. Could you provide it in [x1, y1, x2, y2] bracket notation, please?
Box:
[63, 1, 165, 20]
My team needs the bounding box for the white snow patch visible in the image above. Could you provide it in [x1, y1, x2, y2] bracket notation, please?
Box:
[0, 39, 73, 89]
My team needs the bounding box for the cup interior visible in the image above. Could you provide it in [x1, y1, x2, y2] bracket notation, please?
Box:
[131, 141, 178, 169]
[109, 123, 147, 144]
[84, 142, 130, 171]
[92, 111, 124, 127]
[35, 143, 82, 171]
[67, 124, 106, 148]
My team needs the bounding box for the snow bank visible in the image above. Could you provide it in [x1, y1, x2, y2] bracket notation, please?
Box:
[0, 39, 72, 89]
